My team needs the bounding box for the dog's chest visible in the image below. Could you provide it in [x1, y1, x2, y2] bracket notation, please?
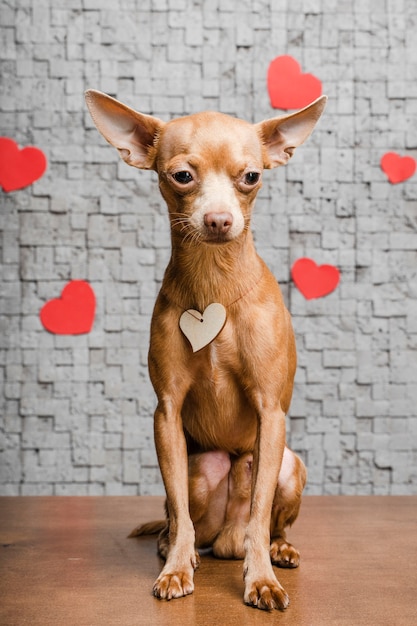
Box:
[181, 343, 257, 453]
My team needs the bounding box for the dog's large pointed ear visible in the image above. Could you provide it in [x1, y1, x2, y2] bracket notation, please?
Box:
[256, 95, 327, 168]
[85, 90, 165, 170]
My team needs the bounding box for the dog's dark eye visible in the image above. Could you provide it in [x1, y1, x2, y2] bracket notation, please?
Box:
[244, 172, 260, 185]
[173, 171, 193, 184]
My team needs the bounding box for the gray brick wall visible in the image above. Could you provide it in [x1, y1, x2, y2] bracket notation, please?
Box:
[1, 0, 416, 496]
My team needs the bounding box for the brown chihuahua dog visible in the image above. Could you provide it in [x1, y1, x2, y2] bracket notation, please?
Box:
[85, 90, 327, 611]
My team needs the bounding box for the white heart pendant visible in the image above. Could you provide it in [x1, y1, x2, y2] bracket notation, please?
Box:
[179, 303, 227, 353]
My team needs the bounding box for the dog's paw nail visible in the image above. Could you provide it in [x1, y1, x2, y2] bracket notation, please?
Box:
[153, 572, 194, 601]
[270, 540, 300, 568]
[245, 579, 290, 611]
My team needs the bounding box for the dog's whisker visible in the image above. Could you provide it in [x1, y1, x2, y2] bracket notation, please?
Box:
[183, 229, 202, 247]
[170, 214, 196, 237]
[169, 214, 200, 243]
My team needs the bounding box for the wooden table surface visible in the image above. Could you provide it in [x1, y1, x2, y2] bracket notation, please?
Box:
[1, 496, 416, 626]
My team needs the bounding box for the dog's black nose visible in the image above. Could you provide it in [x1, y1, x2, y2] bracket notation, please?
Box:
[204, 212, 233, 235]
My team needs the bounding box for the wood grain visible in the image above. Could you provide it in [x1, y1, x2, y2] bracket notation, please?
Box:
[1, 496, 416, 626]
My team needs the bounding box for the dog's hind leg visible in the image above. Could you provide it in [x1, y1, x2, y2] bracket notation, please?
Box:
[269, 447, 307, 569]
[212, 453, 252, 560]
[188, 451, 231, 549]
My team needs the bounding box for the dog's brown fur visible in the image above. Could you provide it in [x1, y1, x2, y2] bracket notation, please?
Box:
[85, 91, 326, 610]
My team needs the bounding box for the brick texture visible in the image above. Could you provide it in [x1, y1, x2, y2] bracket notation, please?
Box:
[1, 0, 416, 495]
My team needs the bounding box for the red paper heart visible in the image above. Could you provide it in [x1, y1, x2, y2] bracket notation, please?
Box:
[267, 55, 323, 110]
[0, 137, 47, 192]
[380, 152, 416, 184]
[40, 281, 96, 335]
[291, 258, 340, 300]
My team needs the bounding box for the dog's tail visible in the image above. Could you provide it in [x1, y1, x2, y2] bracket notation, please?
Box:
[127, 520, 166, 538]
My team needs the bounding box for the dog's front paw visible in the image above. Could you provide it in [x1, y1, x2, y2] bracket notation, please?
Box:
[153, 551, 199, 600]
[270, 538, 300, 568]
[153, 570, 194, 600]
[244, 577, 290, 611]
